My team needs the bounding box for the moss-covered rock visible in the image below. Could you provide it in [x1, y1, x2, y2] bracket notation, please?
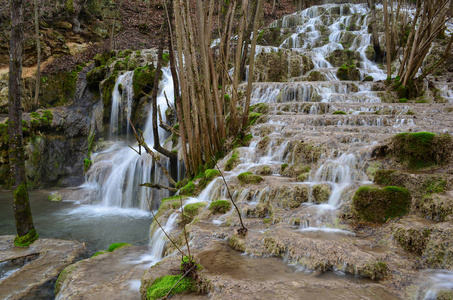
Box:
[254, 51, 314, 82]
[326, 50, 361, 67]
[337, 64, 360, 81]
[209, 200, 231, 214]
[305, 70, 327, 81]
[229, 235, 246, 252]
[414, 193, 453, 222]
[225, 150, 240, 171]
[86, 66, 107, 87]
[132, 65, 159, 100]
[257, 27, 292, 47]
[249, 103, 269, 114]
[108, 242, 131, 252]
[237, 172, 264, 185]
[393, 227, 431, 255]
[182, 202, 207, 223]
[389, 132, 453, 169]
[352, 186, 411, 223]
[357, 262, 388, 281]
[180, 181, 196, 196]
[312, 184, 331, 203]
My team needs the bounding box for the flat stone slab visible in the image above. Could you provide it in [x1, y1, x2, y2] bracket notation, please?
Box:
[0, 235, 85, 300]
[55, 245, 152, 300]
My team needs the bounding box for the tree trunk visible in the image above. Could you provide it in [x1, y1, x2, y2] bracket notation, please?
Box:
[9, 0, 37, 246]
[33, 0, 40, 108]
[369, 0, 382, 62]
[383, 0, 392, 78]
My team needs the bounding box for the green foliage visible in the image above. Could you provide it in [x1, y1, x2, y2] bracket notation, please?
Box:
[391, 132, 452, 169]
[66, 0, 75, 13]
[238, 172, 264, 185]
[83, 159, 92, 173]
[353, 186, 411, 223]
[399, 98, 408, 103]
[108, 242, 130, 252]
[147, 275, 195, 300]
[209, 200, 231, 214]
[423, 177, 447, 194]
[14, 228, 38, 247]
[232, 133, 253, 149]
[86, 66, 107, 86]
[281, 163, 288, 171]
[225, 150, 240, 171]
[94, 51, 115, 67]
[162, 53, 170, 66]
[333, 111, 347, 115]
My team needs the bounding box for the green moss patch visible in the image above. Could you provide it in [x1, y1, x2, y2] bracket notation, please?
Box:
[14, 228, 38, 247]
[209, 200, 231, 214]
[132, 65, 159, 100]
[147, 274, 196, 300]
[238, 172, 264, 185]
[225, 150, 240, 171]
[333, 110, 347, 115]
[108, 242, 130, 252]
[183, 202, 207, 219]
[180, 181, 196, 196]
[390, 132, 453, 169]
[248, 112, 263, 126]
[337, 64, 360, 81]
[353, 186, 411, 223]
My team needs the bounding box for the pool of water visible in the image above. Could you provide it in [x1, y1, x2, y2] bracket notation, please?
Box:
[0, 190, 153, 254]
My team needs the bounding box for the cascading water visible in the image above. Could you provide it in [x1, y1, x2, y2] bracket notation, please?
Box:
[110, 71, 134, 140]
[82, 68, 175, 210]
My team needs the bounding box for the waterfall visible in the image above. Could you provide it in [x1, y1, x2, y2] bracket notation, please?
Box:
[83, 68, 175, 210]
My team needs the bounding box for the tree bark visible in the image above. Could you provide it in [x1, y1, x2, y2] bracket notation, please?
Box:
[383, 0, 392, 78]
[33, 0, 40, 108]
[369, 0, 382, 62]
[9, 0, 36, 244]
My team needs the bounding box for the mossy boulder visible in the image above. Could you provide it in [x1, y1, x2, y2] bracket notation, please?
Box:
[337, 64, 360, 81]
[353, 186, 411, 223]
[389, 132, 453, 169]
[237, 172, 264, 185]
[326, 50, 361, 67]
[209, 200, 231, 214]
[249, 103, 270, 114]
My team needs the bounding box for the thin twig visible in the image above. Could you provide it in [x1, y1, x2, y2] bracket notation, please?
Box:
[211, 155, 247, 235]
[180, 194, 191, 259]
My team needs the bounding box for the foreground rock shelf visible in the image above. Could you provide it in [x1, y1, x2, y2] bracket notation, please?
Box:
[0, 236, 85, 300]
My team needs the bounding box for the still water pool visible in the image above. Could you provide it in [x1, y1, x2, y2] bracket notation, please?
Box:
[0, 190, 153, 254]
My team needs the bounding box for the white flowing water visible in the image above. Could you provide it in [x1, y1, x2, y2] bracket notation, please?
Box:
[110, 71, 134, 140]
[82, 68, 175, 210]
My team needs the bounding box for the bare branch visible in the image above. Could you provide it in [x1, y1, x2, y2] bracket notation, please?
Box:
[140, 183, 178, 192]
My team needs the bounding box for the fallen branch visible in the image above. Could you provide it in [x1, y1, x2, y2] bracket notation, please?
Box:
[140, 183, 178, 192]
[128, 118, 177, 187]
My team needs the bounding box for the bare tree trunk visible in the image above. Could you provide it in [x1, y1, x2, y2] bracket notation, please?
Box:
[383, 0, 392, 78]
[242, 0, 263, 130]
[9, 0, 37, 246]
[369, 0, 382, 61]
[33, 0, 40, 108]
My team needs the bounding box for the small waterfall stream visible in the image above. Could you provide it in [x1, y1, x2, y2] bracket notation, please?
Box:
[82, 68, 175, 210]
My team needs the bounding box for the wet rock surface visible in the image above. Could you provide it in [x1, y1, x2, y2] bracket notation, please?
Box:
[55, 245, 151, 300]
[0, 236, 85, 300]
